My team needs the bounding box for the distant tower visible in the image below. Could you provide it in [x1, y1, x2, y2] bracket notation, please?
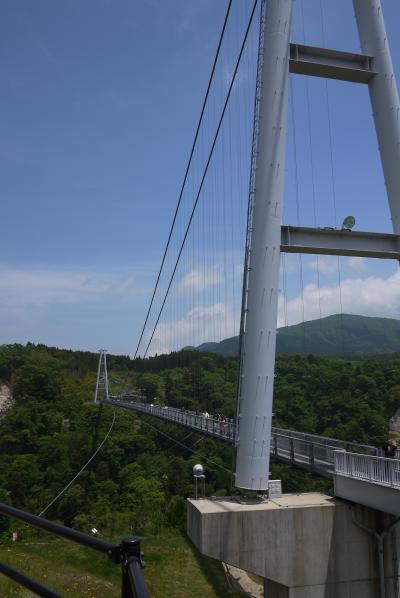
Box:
[94, 349, 110, 403]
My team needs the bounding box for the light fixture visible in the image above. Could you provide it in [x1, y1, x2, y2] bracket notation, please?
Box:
[193, 464, 206, 499]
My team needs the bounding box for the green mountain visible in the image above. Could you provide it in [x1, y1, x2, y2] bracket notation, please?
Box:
[195, 314, 400, 358]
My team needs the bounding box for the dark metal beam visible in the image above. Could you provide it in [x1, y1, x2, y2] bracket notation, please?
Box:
[281, 225, 400, 259]
[289, 43, 375, 83]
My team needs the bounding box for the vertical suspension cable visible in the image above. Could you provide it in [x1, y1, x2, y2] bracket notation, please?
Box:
[282, 253, 288, 327]
[221, 96, 228, 341]
[227, 81, 236, 338]
[290, 77, 306, 349]
[301, 0, 322, 328]
[319, 0, 345, 354]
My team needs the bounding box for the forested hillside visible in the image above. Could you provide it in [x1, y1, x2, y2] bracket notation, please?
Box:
[193, 314, 400, 358]
[0, 344, 241, 595]
[0, 342, 397, 520]
[0, 342, 399, 593]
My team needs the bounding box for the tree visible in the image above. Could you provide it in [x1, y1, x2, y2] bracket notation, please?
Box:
[137, 373, 165, 401]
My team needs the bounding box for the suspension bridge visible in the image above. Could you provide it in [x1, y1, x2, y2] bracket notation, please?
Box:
[99, 393, 400, 514]
[95, 0, 400, 595]
[1, 0, 400, 596]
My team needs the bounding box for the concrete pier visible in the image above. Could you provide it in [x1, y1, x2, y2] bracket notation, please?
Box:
[187, 493, 400, 597]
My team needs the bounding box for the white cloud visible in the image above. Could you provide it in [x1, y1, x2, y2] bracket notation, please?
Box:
[178, 267, 223, 294]
[147, 302, 238, 355]
[223, 65, 248, 90]
[0, 265, 142, 309]
[346, 256, 367, 273]
[278, 270, 400, 327]
[148, 269, 400, 354]
[0, 264, 156, 352]
[176, 1, 212, 34]
[281, 254, 300, 274]
[307, 256, 340, 277]
[307, 255, 367, 277]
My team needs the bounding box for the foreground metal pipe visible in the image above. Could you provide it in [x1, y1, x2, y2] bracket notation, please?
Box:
[0, 561, 61, 598]
[0, 501, 118, 561]
[0, 502, 149, 597]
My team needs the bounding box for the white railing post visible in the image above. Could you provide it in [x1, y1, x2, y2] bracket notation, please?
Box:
[334, 449, 346, 475]
[389, 460, 394, 487]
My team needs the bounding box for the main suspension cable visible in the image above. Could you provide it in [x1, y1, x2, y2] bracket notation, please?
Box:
[140, 417, 232, 473]
[133, 0, 233, 359]
[38, 411, 116, 518]
[143, 0, 259, 358]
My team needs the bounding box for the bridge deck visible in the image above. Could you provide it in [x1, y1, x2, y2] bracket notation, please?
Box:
[103, 399, 377, 479]
[103, 398, 400, 515]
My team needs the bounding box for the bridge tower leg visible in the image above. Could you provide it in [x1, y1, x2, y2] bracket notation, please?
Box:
[94, 349, 110, 403]
[353, 0, 400, 235]
[235, 0, 292, 491]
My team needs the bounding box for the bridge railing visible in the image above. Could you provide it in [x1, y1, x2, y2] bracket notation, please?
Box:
[334, 450, 400, 488]
[106, 398, 382, 479]
[0, 501, 149, 598]
[109, 400, 236, 441]
[270, 432, 337, 475]
[111, 399, 377, 451]
[272, 426, 378, 456]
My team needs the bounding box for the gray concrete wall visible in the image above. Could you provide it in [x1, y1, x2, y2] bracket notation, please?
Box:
[264, 579, 289, 597]
[334, 473, 400, 517]
[187, 493, 400, 598]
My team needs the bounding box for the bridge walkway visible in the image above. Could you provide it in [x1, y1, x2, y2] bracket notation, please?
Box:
[102, 398, 377, 479]
[103, 398, 400, 516]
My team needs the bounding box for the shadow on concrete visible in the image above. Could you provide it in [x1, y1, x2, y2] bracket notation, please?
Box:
[185, 533, 242, 597]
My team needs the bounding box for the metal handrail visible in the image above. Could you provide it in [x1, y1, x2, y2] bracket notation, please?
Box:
[104, 398, 358, 479]
[272, 426, 378, 455]
[105, 398, 378, 452]
[334, 450, 400, 488]
[0, 502, 150, 598]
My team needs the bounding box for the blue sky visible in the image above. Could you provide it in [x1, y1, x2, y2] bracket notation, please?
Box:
[1, 0, 400, 356]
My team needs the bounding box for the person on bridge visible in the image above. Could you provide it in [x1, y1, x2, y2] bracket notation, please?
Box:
[384, 439, 397, 458]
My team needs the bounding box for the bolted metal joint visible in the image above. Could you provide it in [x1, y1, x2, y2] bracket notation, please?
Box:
[106, 546, 123, 564]
[121, 536, 145, 569]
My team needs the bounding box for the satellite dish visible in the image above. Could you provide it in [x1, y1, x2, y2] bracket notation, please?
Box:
[342, 215, 356, 230]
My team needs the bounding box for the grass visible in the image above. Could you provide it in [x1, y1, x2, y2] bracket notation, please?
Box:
[0, 530, 242, 597]
[247, 571, 263, 585]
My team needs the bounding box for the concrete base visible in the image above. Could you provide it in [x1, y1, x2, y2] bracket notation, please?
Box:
[187, 493, 400, 598]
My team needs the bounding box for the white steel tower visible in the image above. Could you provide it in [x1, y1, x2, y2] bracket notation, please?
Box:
[235, 0, 292, 491]
[235, 0, 400, 492]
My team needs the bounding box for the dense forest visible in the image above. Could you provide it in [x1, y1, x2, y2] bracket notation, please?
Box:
[0, 341, 399, 543]
[132, 347, 397, 446]
[0, 341, 399, 594]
